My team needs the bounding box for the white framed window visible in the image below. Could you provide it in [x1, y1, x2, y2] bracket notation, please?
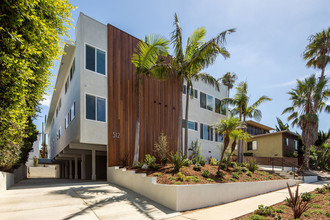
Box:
[200, 92, 213, 111]
[294, 140, 298, 151]
[183, 85, 198, 99]
[85, 44, 106, 75]
[200, 123, 213, 141]
[215, 98, 226, 115]
[65, 113, 69, 128]
[286, 138, 289, 146]
[70, 58, 75, 81]
[252, 141, 258, 150]
[70, 102, 75, 121]
[182, 119, 198, 131]
[57, 127, 61, 140]
[85, 94, 106, 122]
[215, 132, 223, 142]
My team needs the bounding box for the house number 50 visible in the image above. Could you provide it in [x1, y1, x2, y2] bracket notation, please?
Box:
[112, 132, 120, 139]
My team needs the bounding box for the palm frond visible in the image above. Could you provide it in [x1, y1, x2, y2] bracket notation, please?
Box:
[170, 13, 184, 63]
[194, 72, 220, 91]
[185, 27, 206, 59]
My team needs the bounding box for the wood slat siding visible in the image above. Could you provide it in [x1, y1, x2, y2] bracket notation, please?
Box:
[107, 24, 180, 166]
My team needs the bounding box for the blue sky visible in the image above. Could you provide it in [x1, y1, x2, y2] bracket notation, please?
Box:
[36, 0, 330, 136]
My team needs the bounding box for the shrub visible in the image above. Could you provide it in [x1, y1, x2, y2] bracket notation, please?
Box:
[326, 212, 330, 217]
[241, 167, 248, 173]
[301, 192, 312, 202]
[247, 171, 252, 176]
[309, 209, 323, 215]
[246, 159, 259, 172]
[315, 187, 327, 194]
[170, 152, 189, 172]
[144, 154, 156, 166]
[149, 164, 159, 170]
[177, 172, 185, 181]
[323, 184, 330, 190]
[183, 159, 192, 167]
[248, 214, 266, 220]
[174, 182, 181, 185]
[220, 162, 227, 170]
[193, 163, 202, 171]
[192, 176, 199, 182]
[210, 158, 218, 166]
[185, 176, 192, 182]
[285, 183, 312, 219]
[188, 139, 201, 159]
[153, 132, 169, 165]
[202, 170, 210, 178]
[254, 205, 275, 217]
[216, 171, 225, 178]
[230, 178, 237, 182]
[233, 166, 242, 173]
[232, 172, 240, 179]
[153, 173, 162, 177]
[206, 178, 214, 182]
[132, 161, 144, 168]
[168, 176, 176, 181]
[192, 155, 206, 166]
[230, 162, 237, 168]
[33, 156, 38, 167]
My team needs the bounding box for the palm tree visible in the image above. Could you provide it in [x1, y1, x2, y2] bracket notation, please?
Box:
[166, 13, 235, 154]
[214, 116, 241, 172]
[131, 35, 169, 164]
[282, 75, 329, 170]
[275, 117, 290, 131]
[226, 129, 251, 161]
[219, 72, 237, 117]
[303, 27, 330, 80]
[228, 81, 272, 162]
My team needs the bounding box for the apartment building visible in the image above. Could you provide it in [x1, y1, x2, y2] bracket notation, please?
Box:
[45, 13, 227, 180]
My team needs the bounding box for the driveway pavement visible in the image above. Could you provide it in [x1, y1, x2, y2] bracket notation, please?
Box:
[0, 179, 179, 220]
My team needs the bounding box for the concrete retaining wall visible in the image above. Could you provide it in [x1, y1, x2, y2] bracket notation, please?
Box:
[107, 166, 300, 211]
[0, 171, 14, 192]
[27, 165, 60, 178]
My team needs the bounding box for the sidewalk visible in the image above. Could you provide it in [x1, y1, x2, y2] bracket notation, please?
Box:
[165, 180, 329, 220]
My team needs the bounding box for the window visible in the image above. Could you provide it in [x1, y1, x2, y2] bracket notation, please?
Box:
[200, 92, 213, 111]
[247, 141, 252, 150]
[252, 141, 257, 150]
[215, 132, 223, 142]
[65, 113, 69, 128]
[286, 138, 289, 146]
[65, 77, 69, 94]
[183, 120, 198, 131]
[70, 59, 75, 81]
[200, 123, 213, 141]
[70, 102, 75, 121]
[183, 85, 186, 94]
[200, 92, 206, 108]
[215, 98, 227, 115]
[57, 127, 61, 140]
[183, 86, 198, 98]
[86, 94, 106, 122]
[85, 44, 106, 75]
[294, 140, 298, 151]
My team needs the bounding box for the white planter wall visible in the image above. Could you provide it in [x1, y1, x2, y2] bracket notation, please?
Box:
[0, 171, 14, 192]
[108, 166, 300, 211]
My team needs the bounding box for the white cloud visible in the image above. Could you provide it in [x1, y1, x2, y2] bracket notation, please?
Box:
[40, 94, 51, 107]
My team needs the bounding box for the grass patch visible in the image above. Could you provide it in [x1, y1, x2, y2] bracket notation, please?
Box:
[309, 209, 323, 215]
[277, 205, 289, 210]
[324, 196, 330, 200]
[311, 204, 322, 208]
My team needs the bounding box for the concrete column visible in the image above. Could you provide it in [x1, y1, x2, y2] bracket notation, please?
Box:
[74, 156, 78, 180]
[91, 149, 96, 180]
[69, 159, 72, 179]
[81, 154, 86, 180]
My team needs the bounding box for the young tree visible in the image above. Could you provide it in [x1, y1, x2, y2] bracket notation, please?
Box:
[214, 116, 241, 172]
[282, 75, 329, 170]
[169, 13, 235, 155]
[0, 0, 75, 171]
[226, 129, 251, 161]
[131, 35, 169, 164]
[303, 27, 330, 80]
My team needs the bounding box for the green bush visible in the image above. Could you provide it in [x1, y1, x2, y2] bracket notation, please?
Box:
[153, 172, 162, 177]
[247, 171, 252, 176]
[315, 187, 327, 194]
[133, 161, 144, 168]
[254, 205, 282, 217]
[170, 152, 189, 172]
[248, 214, 266, 220]
[233, 166, 242, 173]
[230, 162, 237, 168]
[193, 163, 202, 171]
[183, 159, 192, 167]
[33, 156, 38, 167]
[192, 155, 206, 166]
[216, 171, 225, 178]
[174, 182, 181, 185]
[323, 184, 330, 191]
[220, 162, 227, 170]
[232, 172, 240, 179]
[210, 158, 218, 166]
[230, 178, 237, 182]
[168, 176, 176, 181]
[202, 170, 210, 178]
[206, 178, 214, 182]
[177, 172, 185, 181]
[325, 212, 330, 217]
[149, 164, 159, 170]
[246, 159, 259, 172]
[153, 132, 169, 165]
[241, 167, 248, 173]
[144, 154, 156, 166]
[301, 192, 312, 201]
[192, 176, 199, 182]
[185, 176, 192, 182]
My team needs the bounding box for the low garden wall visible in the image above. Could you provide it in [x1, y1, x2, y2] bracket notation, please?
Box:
[0, 171, 14, 192]
[107, 166, 300, 211]
[27, 165, 60, 178]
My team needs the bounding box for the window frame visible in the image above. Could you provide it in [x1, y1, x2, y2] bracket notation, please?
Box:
[84, 43, 107, 76]
[85, 93, 107, 123]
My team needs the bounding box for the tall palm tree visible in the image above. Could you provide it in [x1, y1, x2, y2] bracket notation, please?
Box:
[303, 27, 330, 80]
[164, 13, 235, 154]
[282, 75, 329, 170]
[219, 72, 237, 117]
[131, 35, 169, 164]
[214, 116, 241, 172]
[228, 81, 272, 162]
[275, 117, 290, 131]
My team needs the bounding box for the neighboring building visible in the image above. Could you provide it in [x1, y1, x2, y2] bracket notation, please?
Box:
[45, 13, 227, 180]
[233, 120, 299, 158]
[26, 134, 41, 167]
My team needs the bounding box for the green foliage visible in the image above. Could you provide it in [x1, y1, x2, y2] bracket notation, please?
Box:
[301, 192, 312, 202]
[315, 187, 327, 194]
[246, 171, 252, 176]
[325, 197, 330, 200]
[309, 209, 323, 215]
[220, 162, 228, 170]
[210, 158, 218, 166]
[148, 164, 159, 170]
[177, 172, 185, 181]
[206, 178, 214, 182]
[168, 176, 176, 181]
[133, 161, 144, 168]
[202, 170, 210, 178]
[230, 162, 237, 168]
[185, 176, 192, 182]
[241, 167, 248, 173]
[254, 205, 281, 217]
[153, 133, 169, 164]
[232, 172, 240, 179]
[230, 178, 237, 182]
[216, 171, 225, 178]
[323, 184, 330, 190]
[193, 163, 202, 171]
[183, 159, 193, 166]
[188, 139, 201, 159]
[248, 214, 266, 220]
[192, 155, 206, 166]
[325, 212, 330, 217]
[191, 176, 200, 182]
[170, 152, 189, 172]
[33, 156, 38, 167]
[325, 202, 330, 206]
[0, 0, 75, 172]
[246, 159, 259, 172]
[311, 204, 322, 208]
[153, 173, 162, 177]
[144, 154, 156, 166]
[173, 182, 182, 185]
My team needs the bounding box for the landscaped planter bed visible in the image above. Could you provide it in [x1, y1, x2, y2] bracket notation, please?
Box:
[107, 166, 301, 211]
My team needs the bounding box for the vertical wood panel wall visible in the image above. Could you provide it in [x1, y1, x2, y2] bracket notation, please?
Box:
[107, 24, 180, 166]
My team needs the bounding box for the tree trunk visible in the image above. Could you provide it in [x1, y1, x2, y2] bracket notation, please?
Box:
[177, 78, 183, 154]
[226, 88, 230, 118]
[301, 122, 318, 171]
[133, 78, 141, 164]
[218, 135, 230, 172]
[227, 140, 237, 161]
[184, 83, 190, 157]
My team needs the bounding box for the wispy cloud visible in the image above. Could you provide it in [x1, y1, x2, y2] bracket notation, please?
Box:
[266, 71, 325, 89]
[40, 94, 51, 107]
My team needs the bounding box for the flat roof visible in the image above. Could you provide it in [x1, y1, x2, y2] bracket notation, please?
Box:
[253, 130, 299, 138]
[246, 120, 274, 131]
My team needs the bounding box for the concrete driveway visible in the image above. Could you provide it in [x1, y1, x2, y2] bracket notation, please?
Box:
[0, 179, 179, 220]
